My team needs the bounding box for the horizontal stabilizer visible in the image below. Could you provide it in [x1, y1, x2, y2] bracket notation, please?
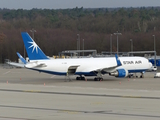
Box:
[17, 52, 27, 64]
[6, 62, 25, 68]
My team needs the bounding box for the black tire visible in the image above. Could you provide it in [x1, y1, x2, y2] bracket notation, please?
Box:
[82, 77, 85, 80]
[94, 78, 97, 81]
[76, 77, 80, 80]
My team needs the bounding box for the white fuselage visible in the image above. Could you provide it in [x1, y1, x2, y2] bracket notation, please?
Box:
[27, 56, 152, 76]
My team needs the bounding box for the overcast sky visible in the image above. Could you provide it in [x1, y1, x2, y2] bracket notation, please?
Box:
[0, 0, 159, 9]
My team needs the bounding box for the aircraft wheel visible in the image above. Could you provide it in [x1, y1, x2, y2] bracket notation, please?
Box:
[140, 75, 144, 78]
[94, 78, 98, 81]
[76, 76, 85, 80]
[81, 77, 85, 80]
[76, 77, 80, 80]
[94, 77, 103, 81]
[100, 78, 103, 81]
[99, 78, 103, 81]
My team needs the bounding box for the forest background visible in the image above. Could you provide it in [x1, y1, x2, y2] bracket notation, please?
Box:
[0, 7, 160, 63]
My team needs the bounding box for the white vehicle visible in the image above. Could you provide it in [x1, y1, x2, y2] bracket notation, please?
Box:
[154, 73, 160, 78]
[8, 32, 152, 80]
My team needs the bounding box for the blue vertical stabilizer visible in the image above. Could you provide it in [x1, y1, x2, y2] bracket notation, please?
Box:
[21, 32, 49, 60]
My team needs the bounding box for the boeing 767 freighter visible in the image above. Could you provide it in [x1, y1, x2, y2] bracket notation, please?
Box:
[9, 32, 152, 80]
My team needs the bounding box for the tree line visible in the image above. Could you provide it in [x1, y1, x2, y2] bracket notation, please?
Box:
[0, 7, 160, 63]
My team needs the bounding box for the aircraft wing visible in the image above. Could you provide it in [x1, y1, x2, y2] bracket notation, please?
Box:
[101, 66, 118, 73]
[89, 54, 122, 74]
[6, 62, 25, 68]
[86, 65, 117, 75]
[25, 62, 47, 68]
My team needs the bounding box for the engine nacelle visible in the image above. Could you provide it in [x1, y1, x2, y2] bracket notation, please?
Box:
[109, 69, 128, 78]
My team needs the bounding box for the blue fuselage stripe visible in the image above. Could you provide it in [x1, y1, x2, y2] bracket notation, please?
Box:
[30, 68, 97, 76]
[30, 68, 147, 76]
[128, 69, 146, 73]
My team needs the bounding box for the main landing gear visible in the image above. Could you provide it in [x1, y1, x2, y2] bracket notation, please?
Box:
[76, 76, 85, 80]
[128, 72, 144, 78]
[76, 76, 103, 81]
[94, 70, 103, 81]
[94, 77, 103, 81]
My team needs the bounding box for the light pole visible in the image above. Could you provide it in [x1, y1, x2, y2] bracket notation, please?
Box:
[77, 34, 79, 51]
[0, 38, 3, 63]
[153, 35, 156, 67]
[77, 34, 80, 56]
[114, 31, 122, 55]
[83, 39, 84, 56]
[130, 39, 133, 56]
[30, 28, 36, 40]
[110, 34, 112, 55]
[79, 35, 80, 51]
[28, 28, 36, 59]
[24, 44, 25, 59]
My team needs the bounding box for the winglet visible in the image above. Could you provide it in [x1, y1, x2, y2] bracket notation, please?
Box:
[115, 54, 122, 66]
[17, 52, 27, 64]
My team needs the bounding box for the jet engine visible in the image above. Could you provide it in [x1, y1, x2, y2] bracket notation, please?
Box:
[109, 69, 128, 78]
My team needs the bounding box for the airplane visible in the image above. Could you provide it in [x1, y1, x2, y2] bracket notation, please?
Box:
[8, 32, 152, 81]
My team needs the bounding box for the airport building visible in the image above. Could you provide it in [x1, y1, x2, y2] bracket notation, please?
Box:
[149, 56, 160, 66]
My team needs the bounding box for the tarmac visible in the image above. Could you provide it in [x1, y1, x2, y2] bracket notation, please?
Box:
[0, 67, 160, 120]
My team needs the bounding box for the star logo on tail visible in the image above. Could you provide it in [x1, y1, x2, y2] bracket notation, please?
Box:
[28, 41, 38, 53]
